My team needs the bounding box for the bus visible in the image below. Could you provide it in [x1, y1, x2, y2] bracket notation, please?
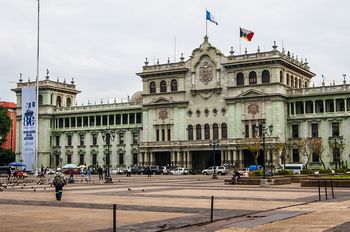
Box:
[281, 164, 304, 174]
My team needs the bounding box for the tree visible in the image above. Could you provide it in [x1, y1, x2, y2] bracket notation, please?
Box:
[297, 137, 326, 169]
[243, 136, 262, 168]
[0, 148, 15, 166]
[270, 141, 289, 169]
[328, 138, 345, 170]
[0, 105, 12, 146]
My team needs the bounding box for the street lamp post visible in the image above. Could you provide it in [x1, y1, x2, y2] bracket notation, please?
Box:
[102, 127, 115, 183]
[254, 121, 273, 176]
[329, 135, 344, 173]
[209, 139, 219, 179]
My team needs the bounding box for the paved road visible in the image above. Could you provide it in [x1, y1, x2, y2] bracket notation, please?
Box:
[1, 175, 350, 231]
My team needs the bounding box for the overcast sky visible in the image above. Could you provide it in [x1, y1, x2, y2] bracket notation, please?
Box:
[1, 0, 349, 103]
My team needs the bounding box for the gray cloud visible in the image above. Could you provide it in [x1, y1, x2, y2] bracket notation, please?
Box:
[1, 0, 349, 103]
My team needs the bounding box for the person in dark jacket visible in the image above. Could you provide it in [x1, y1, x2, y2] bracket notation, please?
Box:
[52, 168, 66, 201]
[98, 166, 103, 180]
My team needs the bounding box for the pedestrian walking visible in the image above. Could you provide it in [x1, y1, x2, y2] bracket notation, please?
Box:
[98, 166, 103, 180]
[7, 167, 11, 181]
[126, 166, 131, 177]
[52, 168, 66, 201]
[86, 168, 92, 182]
[146, 166, 152, 178]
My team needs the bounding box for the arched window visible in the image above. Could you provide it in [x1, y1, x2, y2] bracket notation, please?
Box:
[196, 124, 202, 140]
[236, 72, 244, 86]
[170, 79, 178, 92]
[66, 97, 71, 107]
[280, 71, 283, 83]
[221, 123, 227, 139]
[213, 123, 218, 140]
[249, 71, 257, 84]
[262, 70, 270, 83]
[299, 79, 302, 88]
[160, 80, 167, 93]
[286, 74, 290, 86]
[38, 95, 43, 106]
[291, 76, 294, 88]
[204, 124, 210, 139]
[149, 81, 156, 93]
[56, 96, 62, 107]
[187, 125, 193, 140]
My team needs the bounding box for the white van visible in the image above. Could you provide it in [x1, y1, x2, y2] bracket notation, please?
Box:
[281, 164, 304, 174]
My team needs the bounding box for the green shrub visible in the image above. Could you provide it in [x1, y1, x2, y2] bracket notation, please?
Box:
[250, 170, 264, 176]
[277, 170, 293, 175]
[319, 169, 332, 174]
[335, 169, 346, 173]
[301, 169, 313, 174]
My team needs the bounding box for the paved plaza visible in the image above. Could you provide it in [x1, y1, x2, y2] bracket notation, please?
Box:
[1, 175, 350, 231]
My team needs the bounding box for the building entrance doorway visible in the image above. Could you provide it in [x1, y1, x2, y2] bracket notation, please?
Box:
[192, 150, 221, 172]
[154, 152, 171, 166]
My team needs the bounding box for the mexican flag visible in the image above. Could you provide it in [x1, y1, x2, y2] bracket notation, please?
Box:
[240, 27, 254, 41]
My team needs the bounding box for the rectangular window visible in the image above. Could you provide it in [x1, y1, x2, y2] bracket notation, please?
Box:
[136, 113, 142, 123]
[129, 113, 135, 124]
[55, 136, 60, 146]
[290, 103, 295, 114]
[67, 135, 72, 146]
[64, 118, 70, 128]
[89, 116, 95, 126]
[312, 152, 319, 162]
[71, 117, 76, 128]
[292, 149, 299, 162]
[67, 155, 72, 164]
[79, 134, 85, 146]
[292, 125, 299, 138]
[251, 124, 256, 137]
[245, 124, 249, 138]
[59, 118, 64, 128]
[162, 129, 165, 141]
[116, 114, 121, 124]
[102, 115, 108, 126]
[119, 153, 124, 165]
[122, 114, 128, 124]
[167, 128, 171, 141]
[109, 115, 114, 125]
[133, 153, 138, 165]
[92, 134, 97, 145]
[77, 117, 82, 127]
[92, 154, 97, 166]
[96, 115, 101, 126]
[79, 154, 84, 165]
[119, 133, 124, 145]
[311, 123, 318, 137]
[156, 129, 160, 141]
[332, 122, 340, 137]
[83, 116, 88, 127]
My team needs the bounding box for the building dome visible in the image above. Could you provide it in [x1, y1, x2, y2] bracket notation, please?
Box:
[130, 91, 143, 104]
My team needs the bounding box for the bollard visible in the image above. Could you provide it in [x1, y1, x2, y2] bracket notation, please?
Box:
[113, 204, 117, 232]
[210, 196, 214, 222]
[331, 180, 334, 199]
[318, 180, 321, 201]
[324, 180, 328, 200]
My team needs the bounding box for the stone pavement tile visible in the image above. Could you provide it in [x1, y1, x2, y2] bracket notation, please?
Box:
[0, 204, 190, 232]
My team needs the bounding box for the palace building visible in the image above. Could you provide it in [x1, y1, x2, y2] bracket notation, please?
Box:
[12, 37, 350, 171]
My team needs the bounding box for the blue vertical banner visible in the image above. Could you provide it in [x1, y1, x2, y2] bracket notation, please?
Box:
[21, 87, 36, 170]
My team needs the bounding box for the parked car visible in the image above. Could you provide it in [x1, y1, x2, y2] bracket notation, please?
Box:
[150, 166, 162, 174]
[202, 166, 227, 175]
[170, 167, 188, 175]
[110, 167, 125, 175]
[130, 166, 144, 175]
[280, 164, 304, 174]
[161, 166, 170, 175]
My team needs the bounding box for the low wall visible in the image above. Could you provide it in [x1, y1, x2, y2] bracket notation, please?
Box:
[224, 176, 291, 185]
[301, 178, 350, 187]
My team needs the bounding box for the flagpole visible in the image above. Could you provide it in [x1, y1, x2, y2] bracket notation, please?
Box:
[205, 10, 208, 37]
[35, 0, 40, 175]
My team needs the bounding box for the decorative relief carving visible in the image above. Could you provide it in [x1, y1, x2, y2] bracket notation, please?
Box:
[199, 61, 213, 85]
[158, 108, 168, 121]
[248, 104, 259, 117]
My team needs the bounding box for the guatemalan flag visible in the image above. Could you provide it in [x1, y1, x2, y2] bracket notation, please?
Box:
[206, 10, 218, 25]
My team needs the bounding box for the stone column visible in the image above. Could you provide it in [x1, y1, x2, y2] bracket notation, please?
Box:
[345, 98, 348, 112]
[177, 151, 181, 166]
[312, 100, 316, 115]
[221, 151, 225, 165]
[323, 100, 326, 115]
[188, 152, 192, 168]
[150, 152, 155, 165]
[238, 150, 243, 168]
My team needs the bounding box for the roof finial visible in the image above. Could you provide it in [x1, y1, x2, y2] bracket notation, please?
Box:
[28, 77, 30, 82]
[282, 47, 285, 54]
[272, 41, 278, 50]
[229, 46, 234, 56]
[167, 57, 170, 64]
[287, 51, 290, 57]
[156, 59, 160, 65]
[19, 73, 23, 82]
[71, 78, 75, 84]
[343, 73, 347, 84]
[101, 98, 103, 104]
[46, 69, 50, 79]
[322, 74, 325, 86]
[63, 78, 66, 84]
[257, 46, 261, 53]
[56, 77, 59, 82]
[304, 58, 308, 65]
[313, 82, 315, 87]
[244, 47, 247, 54]
[180, 53, 184, 62]
[144, 57, 149, 66]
